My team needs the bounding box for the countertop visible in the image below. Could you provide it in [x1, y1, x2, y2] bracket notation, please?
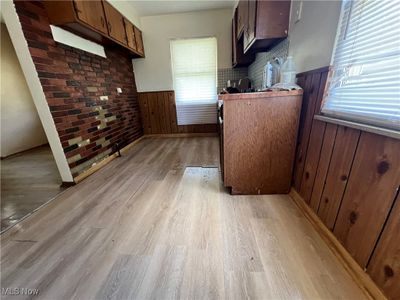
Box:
[218, 90, 303, 101]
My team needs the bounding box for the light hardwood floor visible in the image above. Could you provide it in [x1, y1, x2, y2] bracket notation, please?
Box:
[1, 137, 366, 299]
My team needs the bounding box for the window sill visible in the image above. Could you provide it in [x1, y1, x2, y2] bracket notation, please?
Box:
[314, 115, 400, 140]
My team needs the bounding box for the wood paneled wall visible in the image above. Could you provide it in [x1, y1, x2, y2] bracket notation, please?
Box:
[137, 91, 217, 134]
[294, 67, 400, 299]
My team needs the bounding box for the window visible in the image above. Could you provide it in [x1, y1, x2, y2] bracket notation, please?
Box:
[170, 37, 217, 125]
[321, 0, 400, 130]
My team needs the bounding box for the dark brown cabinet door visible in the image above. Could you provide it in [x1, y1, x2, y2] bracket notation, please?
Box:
[134, 26, 144, 56]
[232, 20, 238, 66]
[124, 19, 137, 51]
[242, 0, 290, 53]
[257, 0, 290, 38]
[232, 10, 254, 67]
[102, 1, 127, 45]
[73, 0, 108, 34]
[244, 0, 256, 52]
[237, 0, 248, 39]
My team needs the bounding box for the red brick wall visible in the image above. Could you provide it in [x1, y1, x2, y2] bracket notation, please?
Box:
[14, 1, 143, 177]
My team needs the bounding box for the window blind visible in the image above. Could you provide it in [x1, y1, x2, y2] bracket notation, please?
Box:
[170, 37, 218, 125]
[321, 0, 400, 130]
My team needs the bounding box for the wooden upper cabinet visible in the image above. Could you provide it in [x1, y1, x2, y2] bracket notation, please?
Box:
[236, 0, 248, 39]
[73, 0, 108, 34]
[43, 0, 144, 57]
[124, 19, 137, 51]
[124, 20, 144, 57]
[102, 1, 127, 45]
[134, 26, 144, 56]
[243, 0, 290, 53]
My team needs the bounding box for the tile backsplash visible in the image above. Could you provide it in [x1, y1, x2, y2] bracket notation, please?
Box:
[217, 67, 248, 93]
[248, 39, 290, 90]
[218, 39, 289, 93]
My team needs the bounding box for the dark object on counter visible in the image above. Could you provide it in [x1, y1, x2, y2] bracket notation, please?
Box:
[219, 90, 303, 195]
[227, 79, 240, 88]
[238, 78, 251, 91]
[221, 87, 240, 94]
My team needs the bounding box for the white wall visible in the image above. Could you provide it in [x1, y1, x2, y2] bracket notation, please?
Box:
[1, 23, 47, 157]
[133, 8, 232, 92]
[288, 0, 341, 73]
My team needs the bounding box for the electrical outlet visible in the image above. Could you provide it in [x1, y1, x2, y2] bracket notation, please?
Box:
[100, 95, 108, 101]
[116, 87, 122, 94]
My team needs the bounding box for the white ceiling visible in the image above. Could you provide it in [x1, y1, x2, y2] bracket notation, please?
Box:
[127, 0, 236, 17]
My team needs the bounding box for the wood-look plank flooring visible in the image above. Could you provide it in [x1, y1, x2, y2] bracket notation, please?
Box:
[1, 137, 366, 299]
[1, 145, 63, 232]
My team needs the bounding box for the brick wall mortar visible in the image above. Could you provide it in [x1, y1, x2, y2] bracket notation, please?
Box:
[14, 1, 143, 177]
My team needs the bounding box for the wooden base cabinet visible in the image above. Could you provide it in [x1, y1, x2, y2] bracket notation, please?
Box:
[220, 91, 303, 195]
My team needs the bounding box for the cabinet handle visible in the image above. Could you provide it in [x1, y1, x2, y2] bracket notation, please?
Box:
[100, 16, 105, 28]
[108, 21, 112, 32]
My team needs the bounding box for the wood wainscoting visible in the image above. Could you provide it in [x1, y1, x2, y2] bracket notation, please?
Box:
[293, 66, 400, 299]
[138, 91, 217, 135]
